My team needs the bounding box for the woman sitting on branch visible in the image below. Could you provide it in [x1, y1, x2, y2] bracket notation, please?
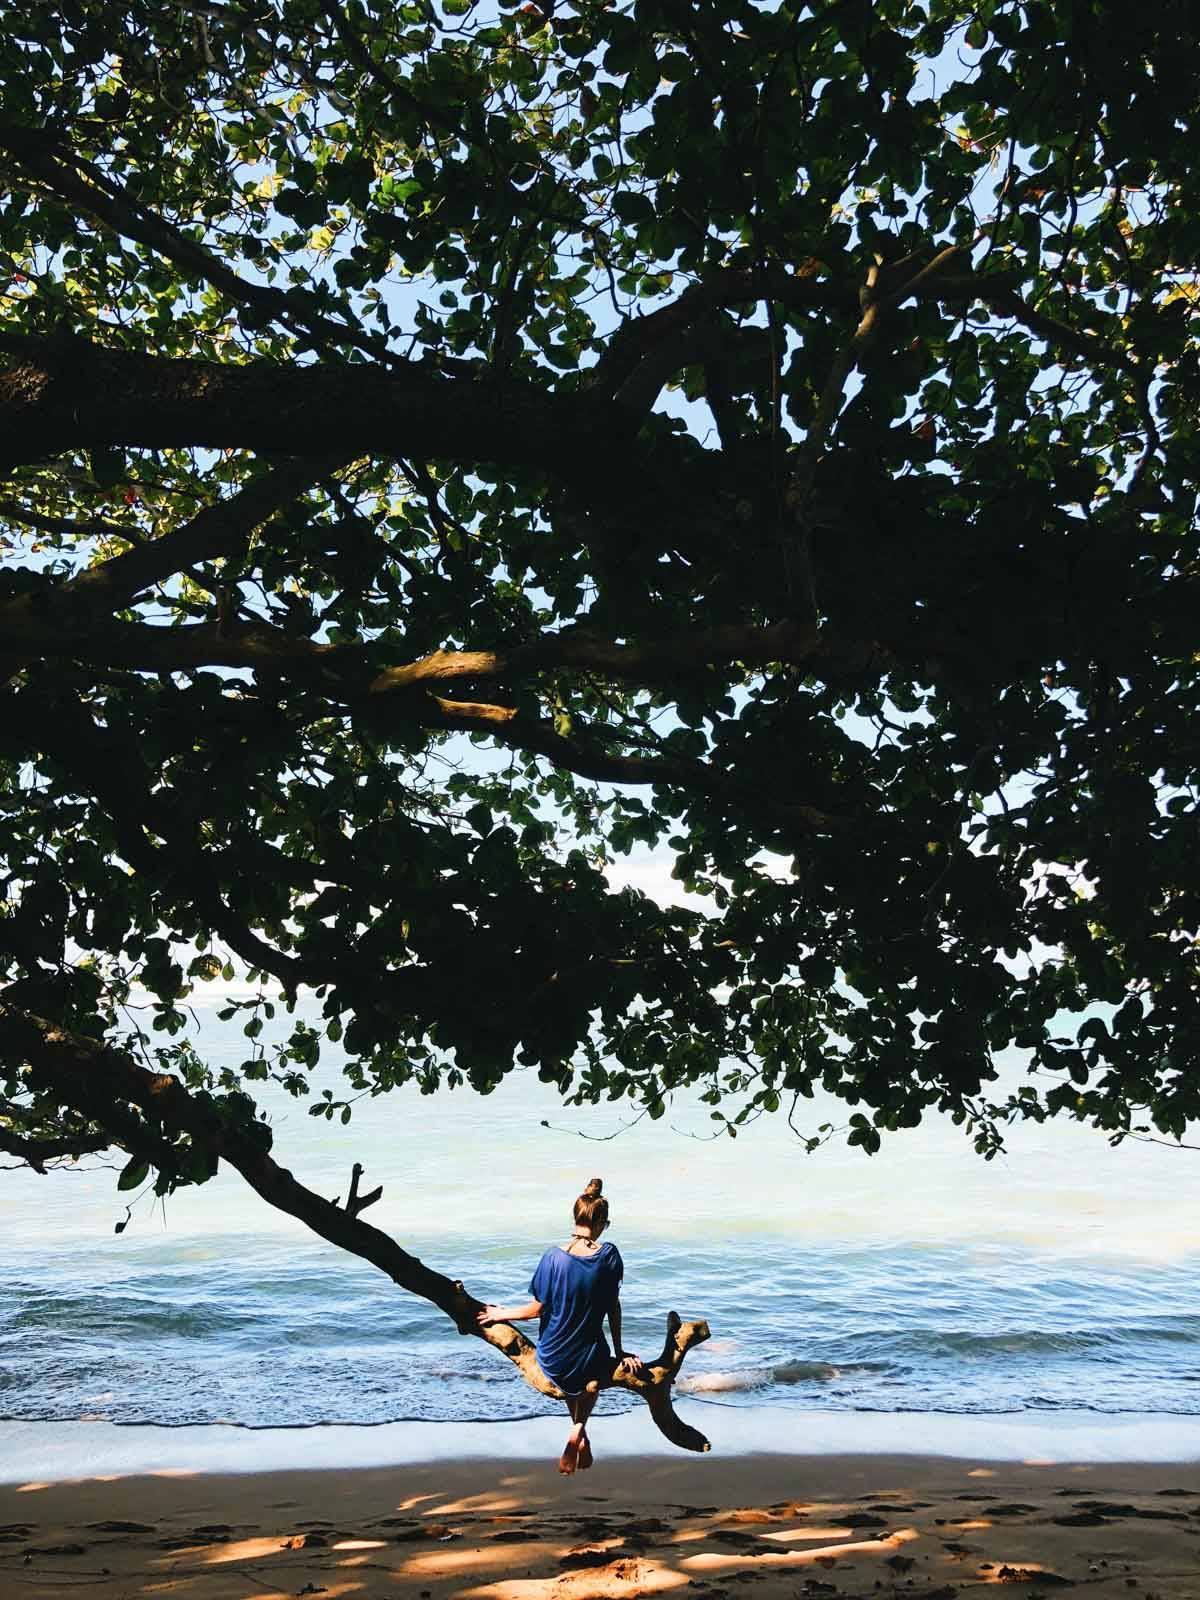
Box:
[477, 1177, 647, 1474]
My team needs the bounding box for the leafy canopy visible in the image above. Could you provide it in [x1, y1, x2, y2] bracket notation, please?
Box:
[1, 0, 1199, 1195]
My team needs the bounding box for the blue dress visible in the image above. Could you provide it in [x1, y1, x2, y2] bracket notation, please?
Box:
[529, 1242, 624, 1394]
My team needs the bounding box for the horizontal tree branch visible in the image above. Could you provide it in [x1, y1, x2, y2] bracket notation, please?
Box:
[0, 608, 844, 692]
[985, 286, 1132, 373]
[367, 619, 824, 694]
[0, 1116, 109, 1172]
[0, 332, 631, 485]
[0, 498, 135, 543]
[0, 609, 338, 671]
[52, 457, 347, 611]
[0, 1003, 710, 1450]
[414, 692, 840, 833]
[3, 615, 846, 829]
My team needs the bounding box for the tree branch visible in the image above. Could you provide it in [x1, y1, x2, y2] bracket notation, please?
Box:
[0, 1003, 711, 1450]
[0, 331, 628, 485]
[52, 457, 348, 611]
[0, 605, 857, 708]
[986, 286, 1132, 372]
[367, 619, 823, 694]
[0, 1116, 109, 1172]
[342, 1160, 383, 1217]
[0, 124, 405, 371]
[591, 261, 1025, 411]
[0, 498, 135, 543]
[411, 693, 840, 834]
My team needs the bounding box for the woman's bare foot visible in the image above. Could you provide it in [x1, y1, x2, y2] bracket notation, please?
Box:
[578, 1432, 593, 1470]
[559, 1432, 581, 1475]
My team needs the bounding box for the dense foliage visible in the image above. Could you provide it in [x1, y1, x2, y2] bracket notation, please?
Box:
[2, 0, 1199, 1202]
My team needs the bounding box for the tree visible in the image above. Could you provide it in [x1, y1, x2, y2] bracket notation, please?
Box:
[1, 0, 1197, 1448]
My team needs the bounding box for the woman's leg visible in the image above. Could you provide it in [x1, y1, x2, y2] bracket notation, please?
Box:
[560, 1389, 599, 1475]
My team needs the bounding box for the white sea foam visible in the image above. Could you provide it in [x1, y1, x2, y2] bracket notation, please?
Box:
[679, 1362, 840, 1394]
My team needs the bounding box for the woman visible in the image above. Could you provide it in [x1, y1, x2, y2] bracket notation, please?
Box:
[477, 1177, 647, 1474]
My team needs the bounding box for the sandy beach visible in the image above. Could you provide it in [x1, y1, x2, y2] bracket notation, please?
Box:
[3, 1451, 1199, 1600]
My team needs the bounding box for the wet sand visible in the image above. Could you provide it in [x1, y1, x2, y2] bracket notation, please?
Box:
[3, 1450, 1199, 1599]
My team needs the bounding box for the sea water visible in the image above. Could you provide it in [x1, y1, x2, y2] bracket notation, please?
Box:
[3, 993, 1200, 1434]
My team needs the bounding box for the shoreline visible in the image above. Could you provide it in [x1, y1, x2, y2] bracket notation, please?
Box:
[6, 1405, 1200, 1486]
[4, 1448, 1200, 1599]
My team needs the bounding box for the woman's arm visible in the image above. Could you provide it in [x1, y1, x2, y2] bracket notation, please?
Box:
[608, 1297, 647, 1376]
[477, 1298, 542, 1327]
[608, 1298, 626, 1359]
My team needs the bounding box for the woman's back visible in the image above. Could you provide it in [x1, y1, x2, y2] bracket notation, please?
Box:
[530, 1240, 623, 1393]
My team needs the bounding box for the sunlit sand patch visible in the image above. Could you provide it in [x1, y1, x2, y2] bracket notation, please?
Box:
[681, 1526, 919, 1572]
[462, 1558, 691, 1600]
[952, 1518, 993, 1531]
[15, 1469, 197, 1495]
[200, 1534, 298, 1564]
[435, 1493, 530, 1514]
[332, 1538, 387, 1550]
[399, 1543, 571, 1577]
[762, 1525, 880, 1543]
[390, 1492, 442, 1513]
[968, 1467, 997, 1478]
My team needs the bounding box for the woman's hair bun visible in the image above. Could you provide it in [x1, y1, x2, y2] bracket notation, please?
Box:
[583, 1177, 603, 1198]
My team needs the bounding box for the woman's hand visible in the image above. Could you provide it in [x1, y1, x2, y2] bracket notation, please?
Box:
[476, 1298, 541, 1327]
[615, 1352, 648, 1380]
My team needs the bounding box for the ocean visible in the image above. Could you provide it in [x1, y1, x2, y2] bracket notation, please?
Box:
[3, 994, 1200, 1441]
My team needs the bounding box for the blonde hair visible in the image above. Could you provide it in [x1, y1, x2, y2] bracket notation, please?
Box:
[573, 1176, 609, 1232]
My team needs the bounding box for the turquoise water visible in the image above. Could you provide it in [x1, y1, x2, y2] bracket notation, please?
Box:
[3, 996, 1200, 1430]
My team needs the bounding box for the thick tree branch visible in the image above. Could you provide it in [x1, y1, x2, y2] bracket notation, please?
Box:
[0, 610, 339, 671]
[0, 1004, 711, 1450]
[0, 611, 838, 691]
[368, 619, 823, 694]
[0, 331, 629, 484]
[4, 621, 844, 829]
